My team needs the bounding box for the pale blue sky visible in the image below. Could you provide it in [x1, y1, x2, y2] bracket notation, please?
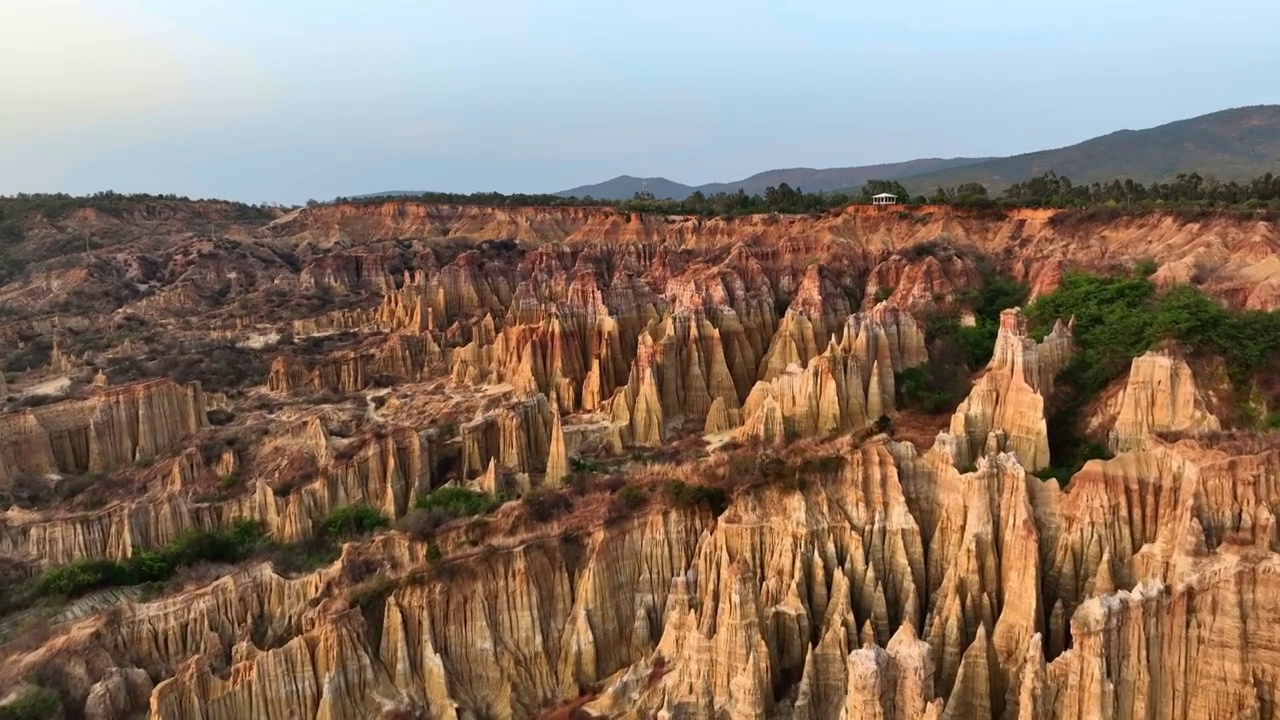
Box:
[2, 0, 1278, 203]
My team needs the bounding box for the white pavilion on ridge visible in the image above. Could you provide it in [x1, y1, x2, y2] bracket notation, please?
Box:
[872, 193, 899, 206]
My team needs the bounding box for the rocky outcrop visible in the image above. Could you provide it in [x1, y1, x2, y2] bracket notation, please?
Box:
[1093, 349, 1223, 453]
[0, 421, 431, 564]
[758, 264, 852, 380]
[10, 423, 1280, 719]
[448, 278, 630, 414]
[299, 251, 407, 292]
[1043, 547, 1280, 720]
[13, 202, 1280, 720]
[736, 306, 927, 443]
[84, 667, 152, 720]
[935, 308, 1072, 471]
[459, 394, 554, 479]
[0, 379, 208, 484]
[862, 247, 982, 312]
[267, 334, 441, 394]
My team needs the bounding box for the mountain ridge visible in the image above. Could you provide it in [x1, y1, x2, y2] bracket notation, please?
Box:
[896, 104, 1280, 193]
[554, 157, 992, 200]
[553, 105, 1280, 200]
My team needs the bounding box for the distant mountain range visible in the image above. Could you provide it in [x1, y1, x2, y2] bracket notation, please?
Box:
[552, 158, 993, 200]
[354, 105, 1280, 202]
[553, 105, 1280, 200]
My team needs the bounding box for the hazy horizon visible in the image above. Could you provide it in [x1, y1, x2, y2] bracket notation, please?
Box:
[3, 0, 1279, 204]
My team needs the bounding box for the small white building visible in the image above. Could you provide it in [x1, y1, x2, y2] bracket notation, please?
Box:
[872, 193, 898, 206]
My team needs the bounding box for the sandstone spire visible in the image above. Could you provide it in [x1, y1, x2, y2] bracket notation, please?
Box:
[938, 308, 1072, 471]
[1103, 348, 1222, 453]
[546, 410, 568, 485]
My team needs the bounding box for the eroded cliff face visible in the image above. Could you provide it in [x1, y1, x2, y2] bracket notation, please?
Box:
[734, 306, 927, 444]
[1088, 348, 1224, 453]
[11, 427, 1280, 720]
[0, 379, 208, 484]
[5, 201, 1280, 720]
[269, 203, 1280, 310]
[934, 308, 1073, 471]
[0, 417, 431, 565]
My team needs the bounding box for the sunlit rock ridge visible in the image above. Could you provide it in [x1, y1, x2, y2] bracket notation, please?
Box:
[0, 199, 1278, 720]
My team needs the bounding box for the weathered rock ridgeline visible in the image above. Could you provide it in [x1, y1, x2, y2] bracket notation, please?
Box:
[270, 202, 1280, 309]
[6, 202, 1280, 719]
[10, 427, 1280, 720]
[0, 414, 432, 565]
[0, 379, 208, 484]
[1093, 347, 1224, 452]
[933, 308, 1074, 472]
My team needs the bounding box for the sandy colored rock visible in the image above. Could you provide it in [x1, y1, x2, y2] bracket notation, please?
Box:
[9, 202, 1280, 720]
[938, 309, 1072, 471]
[1099, 349, 1222, 452]
[0, 378, 207, 484]
[736, 306, 926, 443]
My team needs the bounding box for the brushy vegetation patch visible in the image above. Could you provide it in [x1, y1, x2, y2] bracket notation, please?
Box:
[899, 256, 1028, 414]
[1026, 272, 1280, 394]
[609, 483, 648, 516]
[718, 447, 807, 492]
[0, 684, 62, 720]
[896, 365, 967, 415]
[1023, 271, 1280, 478]
[397, 508, 451, 541]
[21, 521, 267, 602]
[416, 486, 500, 517]
[662, 480, 729, 515]
[7, 505, 393, 611]
[267, 538, 342, 576]
[1031, 441, 1113, 488]
[323, 505, 389, 538]
[519, 488, 574, 523]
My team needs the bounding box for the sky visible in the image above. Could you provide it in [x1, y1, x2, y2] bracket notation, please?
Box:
[2, 0, 1278, 204]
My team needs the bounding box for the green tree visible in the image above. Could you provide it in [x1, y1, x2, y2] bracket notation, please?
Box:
[953, 182, 990, 206]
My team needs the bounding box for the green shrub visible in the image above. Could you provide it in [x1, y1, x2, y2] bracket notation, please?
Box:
[416, 487, 499, 517]
[616, 483, 646, 511]
[29, 521, 267, 601]
[0, 685, 61, 720]
[163, 521, 265, 566]
[1027, 273, 1280, 395]
[896, 365, 968, 414]
[324, 505, 390, 538]
[520, 488, 573, 522]
[33, 560, 115, 597]
[945, 268, 1029, 368]
[268, 538, 341, 575]
[398, 507, 449, 540]
[1032, 438, 1113, 488]
[569, 456, 611, 474]
[425, 542, 443, 563]
[663, 480, 729, 515]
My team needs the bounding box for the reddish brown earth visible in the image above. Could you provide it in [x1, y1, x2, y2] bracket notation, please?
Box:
[0, 199, 1278, 719]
